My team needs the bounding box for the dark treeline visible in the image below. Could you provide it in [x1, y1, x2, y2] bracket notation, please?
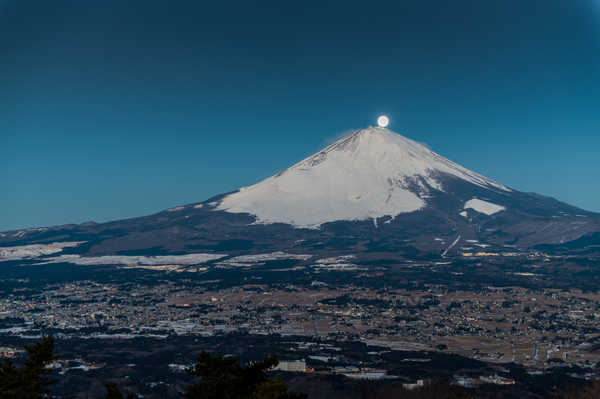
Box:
[0, 337, 598, 399]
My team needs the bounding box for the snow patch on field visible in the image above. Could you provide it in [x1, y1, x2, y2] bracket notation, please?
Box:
[314, 255, 363, 271]
[216, 252, 312, 268]
[464, 199, 506, 215]
[0, 242, 84, 261]
[41, 253, 226, 266]
[228, 252, 312, 263]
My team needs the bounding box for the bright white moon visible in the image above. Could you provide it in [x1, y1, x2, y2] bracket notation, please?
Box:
[377, 115, 389, 128]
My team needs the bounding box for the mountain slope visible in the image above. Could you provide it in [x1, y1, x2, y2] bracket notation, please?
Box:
[1, 126, 599, 259]
[218, 127, 510, 227]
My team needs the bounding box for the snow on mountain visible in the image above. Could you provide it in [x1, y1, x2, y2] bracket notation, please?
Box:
[217, 127, 510, 228]
[464, 198, 506, 215]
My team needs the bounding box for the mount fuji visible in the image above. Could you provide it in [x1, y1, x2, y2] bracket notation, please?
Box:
[218, 127, 511, 228]
[2, 127, 599, 260]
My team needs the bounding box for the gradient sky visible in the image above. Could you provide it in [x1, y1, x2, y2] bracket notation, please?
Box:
[2, 0, 599, 231]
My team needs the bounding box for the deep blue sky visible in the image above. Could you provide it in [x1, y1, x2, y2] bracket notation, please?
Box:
[2, 0, 599, 231]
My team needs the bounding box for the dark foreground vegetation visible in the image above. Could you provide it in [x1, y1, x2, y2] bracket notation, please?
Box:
[1, 337, 599, 399]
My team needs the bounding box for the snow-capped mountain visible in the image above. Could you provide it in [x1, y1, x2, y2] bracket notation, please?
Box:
[1, 126, 599, 259]
[218, 127, 510, 227]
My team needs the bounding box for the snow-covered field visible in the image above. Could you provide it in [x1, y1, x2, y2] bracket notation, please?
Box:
[464, 198, 506, 215]
[313, 255, 363, 271]
[0, 242, 84, 261]
[216, 251, 312, 268]
[41, 253, 226, 266]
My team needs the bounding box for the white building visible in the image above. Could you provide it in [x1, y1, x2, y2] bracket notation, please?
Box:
[273, 360, 306, 372]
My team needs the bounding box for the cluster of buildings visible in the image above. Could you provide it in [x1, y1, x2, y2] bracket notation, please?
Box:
[0, 346, 20, 358]
[1, 273, 600, 371]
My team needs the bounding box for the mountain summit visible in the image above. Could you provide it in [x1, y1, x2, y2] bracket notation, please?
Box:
[1, 126, 599, 257]
[218, 127, 510, 227]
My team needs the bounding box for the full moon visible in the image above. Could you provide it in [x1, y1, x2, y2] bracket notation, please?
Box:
[377, 115, 389, 128]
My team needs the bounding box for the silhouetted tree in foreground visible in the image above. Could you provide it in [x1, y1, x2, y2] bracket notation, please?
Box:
[104, 383, 135, 399]
[400, 382, 475, 399]
[552, 381, 600, 399]
[3, 337, 600, 399]
[184, 351, 307, 399]
[368, 380, 477, 399]
[0, 336, 58, 399]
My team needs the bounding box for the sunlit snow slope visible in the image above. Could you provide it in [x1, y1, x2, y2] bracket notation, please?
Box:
[218, 127, 510, 227]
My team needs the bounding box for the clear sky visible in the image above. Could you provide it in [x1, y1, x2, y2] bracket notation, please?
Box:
[2, 0, 599, 231]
